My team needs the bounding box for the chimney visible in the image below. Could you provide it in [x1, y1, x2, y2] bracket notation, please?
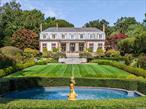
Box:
[56, 23, 58, 29]
[40, 23, 42, 32]
[102, 24, 105, 32]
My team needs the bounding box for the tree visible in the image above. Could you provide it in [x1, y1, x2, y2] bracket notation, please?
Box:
[83, 19, 112, 36]
[118, 38, 135, 54]
[11, 29, 39, 49]
[0, 0, 22, 46]
[43, 17, 74, 30]
[106, 33, 128, 50]
[134, 31, 146, 53]
[114, 17, 138, 33]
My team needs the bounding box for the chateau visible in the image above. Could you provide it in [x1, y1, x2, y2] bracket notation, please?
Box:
[39, 27, 105, 54]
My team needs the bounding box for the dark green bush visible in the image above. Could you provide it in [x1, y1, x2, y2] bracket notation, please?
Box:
[91, 59, 146, 78]
[0, 77, 146, 109]
[0, 54, 16, 69]
[0, 61, 35, 78]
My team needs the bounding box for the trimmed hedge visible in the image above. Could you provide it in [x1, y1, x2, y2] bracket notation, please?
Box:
[0, 61, 35, 78]
[91, 59, 146, 78]
[0, 77, 146, 109]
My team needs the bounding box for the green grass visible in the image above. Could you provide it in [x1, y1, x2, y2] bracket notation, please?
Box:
[7, 63, 130, 78]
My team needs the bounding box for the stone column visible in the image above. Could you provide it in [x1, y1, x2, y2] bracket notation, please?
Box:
[66, 42, 70, 52]
[75, 43, 79, 52]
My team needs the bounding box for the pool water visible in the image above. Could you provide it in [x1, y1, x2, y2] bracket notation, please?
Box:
[3, 87, 141, 100]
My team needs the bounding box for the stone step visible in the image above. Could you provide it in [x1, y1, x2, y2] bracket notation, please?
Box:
[59, 58, 87, 64]
[66, 53, 79, 58]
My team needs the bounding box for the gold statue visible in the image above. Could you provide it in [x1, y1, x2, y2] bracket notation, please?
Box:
[68, 76, 77, 100]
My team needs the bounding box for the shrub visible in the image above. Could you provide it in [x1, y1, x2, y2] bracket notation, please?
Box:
[91, 59, 146, 78]
[0, 61, 35, 77]
[0, 46, 23, 63]
[124, 54, 134, 65]
[96, 48, 105, 57]
[79, 52, 92, 58]
[138, 53, 146, 69]
[24, 48, 39, 58]
[86, 48, 93, 52]
[52, 48, 59, 52]
[0, 54, 16, 69]
[106, 49, 120, 57]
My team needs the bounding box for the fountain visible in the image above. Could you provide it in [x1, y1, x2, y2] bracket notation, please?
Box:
[68, 76, 77, 100]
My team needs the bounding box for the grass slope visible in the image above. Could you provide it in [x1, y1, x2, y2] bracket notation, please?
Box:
[7, 63, 130, 78]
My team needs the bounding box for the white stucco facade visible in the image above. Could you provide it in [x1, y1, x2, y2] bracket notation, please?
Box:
[39, 27, 105, 53]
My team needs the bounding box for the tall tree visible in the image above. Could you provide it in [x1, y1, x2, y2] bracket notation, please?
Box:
[43, 17, 74, 30]
[114, 17, 138, 33]
[0, 0, 22, 46]
[83, 19, 112, 36]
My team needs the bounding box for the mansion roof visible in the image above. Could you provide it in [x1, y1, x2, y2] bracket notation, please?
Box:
[43, 27, 103, 33]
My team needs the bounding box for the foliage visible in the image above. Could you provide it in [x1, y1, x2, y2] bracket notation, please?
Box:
[118, 38, 135, 54]
[83, 19, 112, 36]
[96, 48, 105, 57]
[24, 48, 39, 58]
[124, 54, 134, 65]
[105, 49, 120, 57]
[11, 29, 39, 49]
[0, 78, 146, 108]
[91, 59, 146, 78]
[0, 1, 74, 47]
[79, 52, 92, 58]
[0, 54, 16, 69]
[36, 58, 57, 65]
[0, 61, 35, 77]
[52, 48, 59, 52]
[106, 33, 127, 50]
[86, 48, 93, 52]
[0, 46, 23, 63]
[114, 17, 138, 33]
[43, 18, 74, 30]
[138, 53, 146, 69]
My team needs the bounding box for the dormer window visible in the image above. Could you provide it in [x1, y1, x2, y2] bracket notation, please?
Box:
[90, 34, 95, 39]
[80, 34, 84, 39]
[99, 34, 103, 39]
[62, 34, 65, 39]
[43, 34, 46, 39]
[52, 34, 56, 39]
[71, 35, 74, 39]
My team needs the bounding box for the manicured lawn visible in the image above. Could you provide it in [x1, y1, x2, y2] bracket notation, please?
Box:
[7, 63, 130, 78]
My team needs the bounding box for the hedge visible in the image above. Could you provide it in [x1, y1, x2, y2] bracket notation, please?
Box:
[91, 59, 146, 78]
[0, 77, 146, 109]
[0, 61, 35, 78]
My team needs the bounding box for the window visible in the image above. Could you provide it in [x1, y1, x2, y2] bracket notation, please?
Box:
[43, 34, 46, 39]
[79, 43, 84, 51]
[99, 34, 103, 39]
[89, 43, 94, 52]
[51, 43, 56, 49]
[98, 43, 103, 49]
[42, 43, 47, 48]
[52, 34, 56, 39]
[71, 35, 74, 39]
[62, 34, 65, 39]
[90, 34, 95, 39]
[80, 34, 84, 39]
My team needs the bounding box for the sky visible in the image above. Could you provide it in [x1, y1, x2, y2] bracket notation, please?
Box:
[1, 0, 146, 27]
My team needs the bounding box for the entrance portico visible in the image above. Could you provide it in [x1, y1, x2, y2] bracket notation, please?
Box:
[60, 41, 85, 53]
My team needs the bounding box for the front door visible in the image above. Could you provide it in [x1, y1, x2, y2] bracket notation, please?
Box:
[70, 43, 75, 52]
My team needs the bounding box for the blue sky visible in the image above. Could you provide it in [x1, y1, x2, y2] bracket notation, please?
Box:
[1, 0, 146, 27]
